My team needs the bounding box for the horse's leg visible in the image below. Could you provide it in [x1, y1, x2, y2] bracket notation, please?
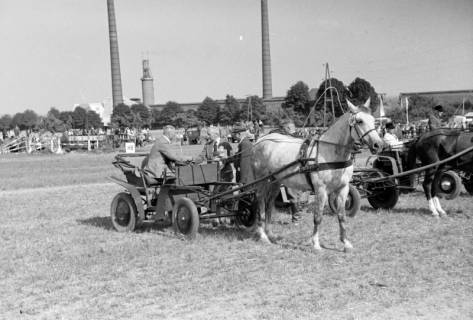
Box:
[311, 187, 327, 251]
[423, 168, 440, 217]
[432, 170, 447, 217]
[333, 185, 353, 252]
[253, 186, 271, 244]
[263, 184, 281, 242]
[433, 196, 447, 216]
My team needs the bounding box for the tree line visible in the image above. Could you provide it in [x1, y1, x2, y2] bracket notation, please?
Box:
[3, 76, 468, 135]
[0, 106, 103, 135]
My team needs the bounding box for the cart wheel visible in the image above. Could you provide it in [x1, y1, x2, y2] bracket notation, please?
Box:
[367, 179, 399, 210]
[435, 170, 462, 200]
[328, 184, 361, 218]
[463, 177, 473, 195]
[110, 192, 138, 232]
[172, 197, 199, 239]
[235, 194, 258, 229]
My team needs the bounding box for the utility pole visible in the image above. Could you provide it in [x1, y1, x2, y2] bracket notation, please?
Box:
[247, 96, 252, 122]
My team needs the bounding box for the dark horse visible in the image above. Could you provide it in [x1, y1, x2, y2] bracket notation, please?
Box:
[407, 128, 473, 216]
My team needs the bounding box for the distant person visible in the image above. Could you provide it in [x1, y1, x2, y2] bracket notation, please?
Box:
[194, 127, 220, 164]
[141, 125, 192, 179]
[216, 141, 234, 183]
[253, 120, 260, 140]
[233, 127, 255, 185]
[428, 105, 443, 130]
[383, 122, 402, 148]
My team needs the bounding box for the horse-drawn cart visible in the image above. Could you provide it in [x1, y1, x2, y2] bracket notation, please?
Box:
[109, 153, 257, 238]
[352, 143, 473, 210]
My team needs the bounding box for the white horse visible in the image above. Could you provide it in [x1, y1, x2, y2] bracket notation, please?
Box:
[251, 99, 383, 252]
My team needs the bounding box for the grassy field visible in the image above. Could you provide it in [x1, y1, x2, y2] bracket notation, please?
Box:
[1, 146, 472, 319]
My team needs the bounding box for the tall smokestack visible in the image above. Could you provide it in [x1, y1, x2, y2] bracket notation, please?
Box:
[261, 0, 273, 99]
[141, 59, 155, 107]
[107, 0, 124, 108]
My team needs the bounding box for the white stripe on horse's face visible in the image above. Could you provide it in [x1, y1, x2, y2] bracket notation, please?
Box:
[353, 110, 383, 154]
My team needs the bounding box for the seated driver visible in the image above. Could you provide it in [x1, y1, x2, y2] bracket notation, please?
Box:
[141, 125, 192, 179]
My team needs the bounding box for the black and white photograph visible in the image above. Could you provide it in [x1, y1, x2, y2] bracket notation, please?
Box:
[1, 0, 472, 319]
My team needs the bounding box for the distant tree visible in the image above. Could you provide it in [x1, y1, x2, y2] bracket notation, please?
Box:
[386, 105, 406, 124]
[451, 99, 473, 115]
[253, 96, 267, 122]
[314, 78, 349, 125]
[218, 107, 232, 125]
[58, 111, 74, 129]
[150, 108, 161, 128]
[221, 95, 240, 124]
[158, 101, 183, 127]
[173, 110, 200, 128]
[72, 106, 87, 129]
[347, 77, 379, 114]
[283, 81, 311, 115]
[40, 113, 65, 132]
[47, 107, 61, 119]
[0, 114, 12, 131]
[406, 95, 436, 122]
[111, 103, 133, 128]
[197, 97, 219, 124]
[240, 95, 266, 123]
[86, 110, 103, 129]
[131, 104, 151, 128]
[11, 110, 39, 131]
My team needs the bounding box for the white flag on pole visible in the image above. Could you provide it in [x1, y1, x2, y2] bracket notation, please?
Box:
[379, 95, 385, 118]
[405, 97, 409, 124]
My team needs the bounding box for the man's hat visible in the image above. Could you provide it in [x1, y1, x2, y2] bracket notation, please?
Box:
[232, 126, 246, 134]
[434, 105, 444, 112]
[385, 122, 395, 130]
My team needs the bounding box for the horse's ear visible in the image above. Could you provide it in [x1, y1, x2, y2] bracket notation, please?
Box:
[346, 99, 358, 113]
[363, 97, 371, 110]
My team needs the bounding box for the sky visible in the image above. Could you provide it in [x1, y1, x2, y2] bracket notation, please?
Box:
[1, 0, 472, 116]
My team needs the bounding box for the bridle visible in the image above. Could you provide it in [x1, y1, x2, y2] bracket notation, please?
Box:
[349, 111, 377, 147]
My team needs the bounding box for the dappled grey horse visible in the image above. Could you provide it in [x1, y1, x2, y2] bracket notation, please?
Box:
[251, 99, 383, 252]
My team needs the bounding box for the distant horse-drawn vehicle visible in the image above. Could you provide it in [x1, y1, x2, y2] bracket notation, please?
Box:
[351, 128, 473, 213]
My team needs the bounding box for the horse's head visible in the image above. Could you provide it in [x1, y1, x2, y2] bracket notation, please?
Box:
[346, 98, 383, 154]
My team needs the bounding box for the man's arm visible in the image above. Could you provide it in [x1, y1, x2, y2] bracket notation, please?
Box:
[159, 143, 192, 163]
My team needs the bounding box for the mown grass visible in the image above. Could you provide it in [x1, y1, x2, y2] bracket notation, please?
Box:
[0, 149, 472, 319]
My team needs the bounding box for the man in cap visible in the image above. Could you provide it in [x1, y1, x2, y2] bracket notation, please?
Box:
[141, 125, 193, 179]
[428, 105, 443, 131]
[233, 126, 255, 185]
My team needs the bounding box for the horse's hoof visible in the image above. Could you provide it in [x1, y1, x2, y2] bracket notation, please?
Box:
[257, 233, 272, 244]
[268, 234, 282, 243]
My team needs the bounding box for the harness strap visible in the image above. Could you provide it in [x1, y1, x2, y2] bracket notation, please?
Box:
[299, 159, 353, 174]
[298, 138, 316, 192]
